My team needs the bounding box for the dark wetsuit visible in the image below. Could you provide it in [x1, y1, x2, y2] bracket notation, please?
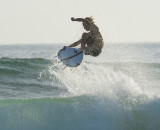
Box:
[84, 23, 104, 57]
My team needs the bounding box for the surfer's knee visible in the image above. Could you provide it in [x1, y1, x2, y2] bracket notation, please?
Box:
[82, 33, 89, 40]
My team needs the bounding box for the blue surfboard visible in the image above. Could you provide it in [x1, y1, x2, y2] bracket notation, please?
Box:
[58, 47, 83, 67]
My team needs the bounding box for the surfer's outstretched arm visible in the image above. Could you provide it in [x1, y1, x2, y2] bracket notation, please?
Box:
[71, 17, 90, 26]
[69, 39, 82, 47]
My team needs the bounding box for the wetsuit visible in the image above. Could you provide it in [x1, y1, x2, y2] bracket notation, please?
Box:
[84, 24, 104, 57]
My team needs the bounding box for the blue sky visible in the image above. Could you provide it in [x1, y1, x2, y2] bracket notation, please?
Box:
[0, 0, 160, 44]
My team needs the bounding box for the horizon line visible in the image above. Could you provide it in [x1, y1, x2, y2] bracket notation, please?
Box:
[0, 42, 160, 45]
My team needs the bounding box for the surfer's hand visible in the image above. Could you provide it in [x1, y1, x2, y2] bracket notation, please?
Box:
[71, 17, 75, 21]
[62, 46, 66, 50]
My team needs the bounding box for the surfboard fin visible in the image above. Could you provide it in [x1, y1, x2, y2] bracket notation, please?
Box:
[58, 60, 62, 63]
[53, 55, 58, 58]
[62, 65, 68, 70]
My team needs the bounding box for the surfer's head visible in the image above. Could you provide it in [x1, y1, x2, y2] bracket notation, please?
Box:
[85, 16, 94, 24]
[83, 16, 94, 31]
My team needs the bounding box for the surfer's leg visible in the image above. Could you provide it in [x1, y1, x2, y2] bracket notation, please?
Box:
[81, 33, 88, 50]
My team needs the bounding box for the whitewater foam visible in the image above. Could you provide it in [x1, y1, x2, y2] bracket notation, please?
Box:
[49, 61, 155, 106]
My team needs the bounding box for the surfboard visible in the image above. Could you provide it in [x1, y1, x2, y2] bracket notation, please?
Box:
[58, 47, 83, 67]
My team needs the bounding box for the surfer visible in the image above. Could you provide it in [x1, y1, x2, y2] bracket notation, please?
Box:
[68, 17, 104, 57]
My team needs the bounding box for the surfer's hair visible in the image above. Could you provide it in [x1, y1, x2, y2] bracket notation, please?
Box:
[85, 16, 94, 23]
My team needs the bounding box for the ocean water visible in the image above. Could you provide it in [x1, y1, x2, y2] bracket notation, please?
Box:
[0, 43, 160, 130]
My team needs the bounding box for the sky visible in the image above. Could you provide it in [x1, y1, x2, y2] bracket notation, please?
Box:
[0, 0, 160, 44]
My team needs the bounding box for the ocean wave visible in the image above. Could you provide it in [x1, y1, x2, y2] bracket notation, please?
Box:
[1, 57, 160, 72]
[0, 57, 160, 98]
[0, 56, 160, 129]
[0, 94, 160, 130]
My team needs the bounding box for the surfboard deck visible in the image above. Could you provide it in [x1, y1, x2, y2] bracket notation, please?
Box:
[58, 47, 83, 67]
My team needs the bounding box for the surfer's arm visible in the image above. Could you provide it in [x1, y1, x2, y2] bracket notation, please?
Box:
[68, 39, 82, 47]
[71, 17, 90, 26]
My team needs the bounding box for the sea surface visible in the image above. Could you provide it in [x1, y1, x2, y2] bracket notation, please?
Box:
[0, 43, 160, 130]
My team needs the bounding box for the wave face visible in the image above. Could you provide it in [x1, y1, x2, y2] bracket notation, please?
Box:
[0, 43, 160, 130]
